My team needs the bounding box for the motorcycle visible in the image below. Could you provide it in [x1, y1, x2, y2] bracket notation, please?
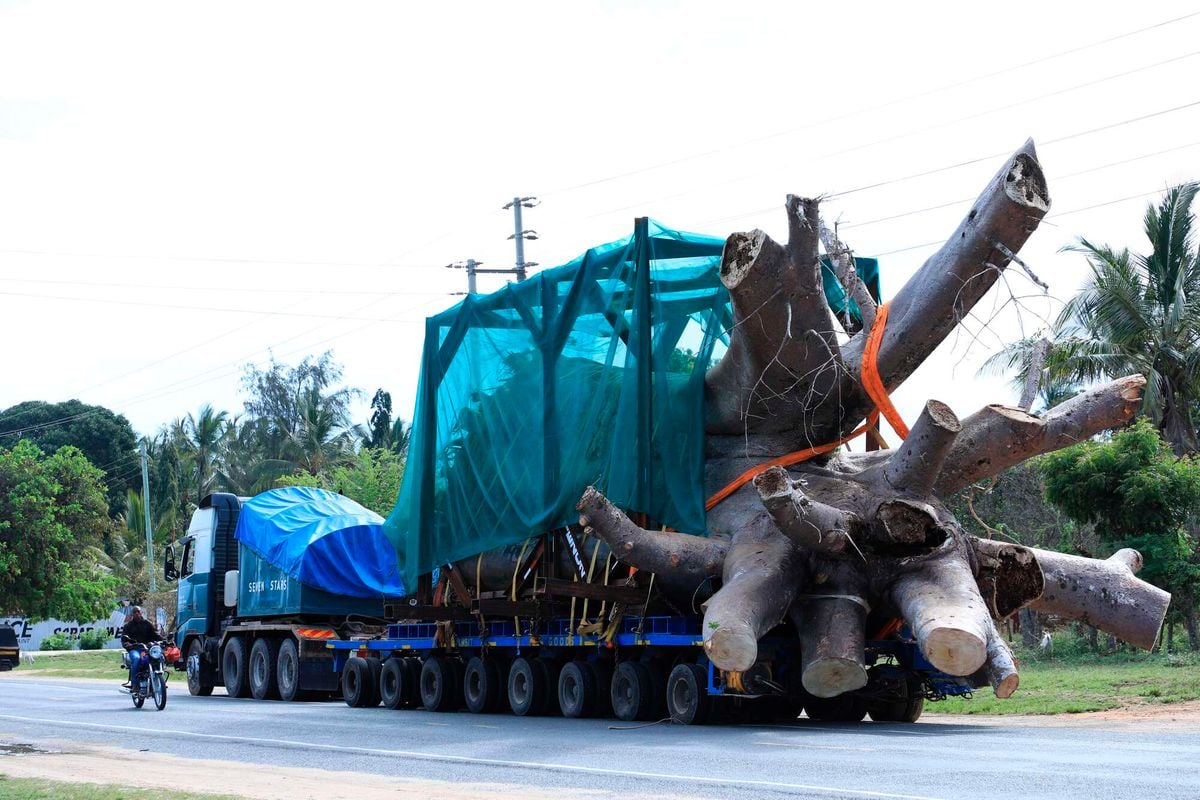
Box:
[122, 639, 177, 710]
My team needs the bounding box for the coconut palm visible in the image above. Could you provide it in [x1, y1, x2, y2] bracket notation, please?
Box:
[185, 405, 230, 503]
[988, 183, 1200, 453]
[287, 387, 355, 476]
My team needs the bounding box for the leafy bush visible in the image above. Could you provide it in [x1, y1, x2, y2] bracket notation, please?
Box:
[40, 632, 74, 651]
[78, 628, 109, 650]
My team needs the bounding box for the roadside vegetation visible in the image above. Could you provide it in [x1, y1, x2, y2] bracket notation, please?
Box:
[0, 776, 239, 800]
[2, 650, 124, 680]
[930, 630, 1200, 715]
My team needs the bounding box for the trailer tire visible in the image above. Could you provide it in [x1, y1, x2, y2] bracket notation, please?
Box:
[222, 637, 251, 698]
[381, 657, 418, 710]
[420, 657, 458, 712]
[507, 657, 547, 716]
[365, 657, 383, 707]
[666, 663, 710, 725]
[249, 638, 281, 701]
[805, 693, 867, 723]
[186, 638, 214, 697]
[611, 661, 654, 721]
[276, 639, 302, 702]
[558, 661, 599, 718]
[463, 656, 503, 714]
[589, 661, 614, 718]
[342, 657, 374, 708]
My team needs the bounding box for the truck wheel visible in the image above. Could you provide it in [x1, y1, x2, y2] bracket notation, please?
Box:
[611, 661, 654, 721]
[588, 661, 614, 718]
[463, 656, 502, 714]
[276, 639, 302, 702]
[365, 657, 383, 707]
[186, 639, 214, 697]
[249, 638, 281, 701]
[222, 637, 251, 698]
[507, 657, 547, 716]
[867, 683, 924, 723]
[381, 658, 417, 710]
[805, 693, 867, 723]
[342, 657, 373, 708]
[666, 663, 710, 725]
[420, 657, 459, 712]
[558, 661, 598, 718]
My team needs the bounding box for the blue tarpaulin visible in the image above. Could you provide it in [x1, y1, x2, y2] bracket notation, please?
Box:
[234, 487, 406, 599]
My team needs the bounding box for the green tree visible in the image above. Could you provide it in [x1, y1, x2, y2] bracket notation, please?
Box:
[0, 440, 121, 620]
[1039, 419, 1200, 649]
[240, 352, 358, 460]
[1052, 184, 1199, 453]
[276, 447, 404, 515]
[0, 400, 138, 516]
[185, 404, 229, 505]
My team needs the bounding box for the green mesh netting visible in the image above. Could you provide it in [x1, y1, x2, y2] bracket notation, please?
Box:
[385, 219, 879, 592]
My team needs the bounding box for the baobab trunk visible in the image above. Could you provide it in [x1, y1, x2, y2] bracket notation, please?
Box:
[575, 140, 1169, 700]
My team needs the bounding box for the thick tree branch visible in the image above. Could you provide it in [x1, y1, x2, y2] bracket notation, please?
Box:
[705, 197, 843, 435]
[701, 532, 799, 672]
[969, 537, 1044, 619]
[754, 466, 859, 556]
[883, 400, 961, 497]
[890, 543, 992, 675]
[791, 560, 870, 697]
[983, 620, 1020, 699]
[576, 487, 726, 580]
[934, 375, 1146, 495]
[1022, 545, 1170, 650]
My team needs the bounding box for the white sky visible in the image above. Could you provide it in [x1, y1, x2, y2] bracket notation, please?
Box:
[1, 1, 1198, 451]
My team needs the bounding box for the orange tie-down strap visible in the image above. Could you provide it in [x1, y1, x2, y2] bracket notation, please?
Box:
[705, 302, 907, 512]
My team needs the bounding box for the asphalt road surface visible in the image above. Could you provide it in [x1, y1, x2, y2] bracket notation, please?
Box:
[1, 677, 1198, 800]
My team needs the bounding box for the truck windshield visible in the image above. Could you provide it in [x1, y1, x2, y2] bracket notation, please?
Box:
[0, 626, 17, 648]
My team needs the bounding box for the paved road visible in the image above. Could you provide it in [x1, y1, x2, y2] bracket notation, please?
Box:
[1, 677, 1198, 800]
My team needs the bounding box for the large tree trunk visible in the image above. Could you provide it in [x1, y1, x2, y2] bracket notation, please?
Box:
[576, 140, 1170, 701]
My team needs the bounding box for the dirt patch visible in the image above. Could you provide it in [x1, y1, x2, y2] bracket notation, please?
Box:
[0, 740, 691, 800]
[927, 701, 1200, 732]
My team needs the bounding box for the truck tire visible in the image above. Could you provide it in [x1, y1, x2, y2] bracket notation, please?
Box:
[342, 657, 374, 708]
[222, 637, 251, 698]
[558, 661, 598, 718]
[666, 663, 710, 725]
[380, 657, 418, 710]
[420, 656, 459, 712]
[186, 639, 214, 697]
[507, 656, 547, 716]
[611, 661, 654, 721]
[463, 656, 503, 714]
[276, 638, 303, 702]
[249, 638, 281, 701]
[805, 693, 867, 723]
[365, 657, 383, 707]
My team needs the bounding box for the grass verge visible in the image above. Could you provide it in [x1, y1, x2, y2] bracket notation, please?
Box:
[0, 775, 241, 799]
[2, 650, 125, 680]
[928, 651, 1200, 715]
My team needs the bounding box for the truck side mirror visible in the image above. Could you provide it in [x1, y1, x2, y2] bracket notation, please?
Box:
[164, 545, 178, 582]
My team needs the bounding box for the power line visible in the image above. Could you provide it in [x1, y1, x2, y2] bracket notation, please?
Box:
[0, 276, 449, 297]
[0, 247, 436, 270]
[538, 11, 1200, 198]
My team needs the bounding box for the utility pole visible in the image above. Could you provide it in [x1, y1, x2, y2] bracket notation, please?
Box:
[140, 440, 155, 592]
[503, 196, 539, 281]
[446, 259, 480, 294]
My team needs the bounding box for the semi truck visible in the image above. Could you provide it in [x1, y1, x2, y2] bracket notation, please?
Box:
[166, 487, 968, 723]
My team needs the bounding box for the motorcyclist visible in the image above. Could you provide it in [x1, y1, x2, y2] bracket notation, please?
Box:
[120, 606, 159, 690]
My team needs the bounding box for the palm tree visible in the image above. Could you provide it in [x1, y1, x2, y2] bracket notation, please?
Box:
[288, 387, 355, 477]
[989, 183, 1200, 453]
[186, 405, 230, 504]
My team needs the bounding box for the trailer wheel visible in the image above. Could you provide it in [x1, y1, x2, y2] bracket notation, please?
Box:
[276, 639, 302, 702]
[365, 657, 383, 707]
[186, 639, 214, 697]
[222, 637, 251, 698]
[805, 693, 867, 723]
[589, 661, 614, 718]
[867, 682, 924, 723]
[249, 638, 281, 701]
[342, 656, 374, 708]
[558, 661, 599, 718]
[666, 663, 710, 725]
[463, 656, 503, 714]
[381, 657, 418, 710]
[507, 657, 547, 716]
[611, 661, 654, 721]
[420, 657, 459, 712]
